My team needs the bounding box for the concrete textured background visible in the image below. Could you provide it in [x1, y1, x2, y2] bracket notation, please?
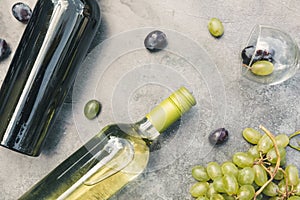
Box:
[1, 0, 300, 199]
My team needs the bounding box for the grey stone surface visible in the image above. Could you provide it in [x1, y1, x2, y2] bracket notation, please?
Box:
[1, 0, 300, 199]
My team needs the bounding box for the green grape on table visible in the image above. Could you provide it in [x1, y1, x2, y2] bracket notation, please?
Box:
[269, 166, 284, 180]
[238, 167, 255, 185]
[196, 196, 209, 200]
[233, 152, 254, 168]
[269, 197, 284, 200]
[253, 164, 268, 186]
[262, 181, 279, 197]
[288, 196, 300, 200]
[84, 99, 101, 120]
[294, 182, 300, 195]
[267, 146, 286, 164]
[258, 134, 274, 154]
[237, 184, 255, 200]
[280, 156, 287, 166]
[221, 161, 239, 178]
[213, 176, 226, 193]
[248, 145, 260, 159]
[192, 165, 210, 182]
[223, 174, 239, 196]
[286, 165, 299, 186]
[255, 193, 264, 200]
[189, 182, 209, 198]
[242, 128, 262, 144]
[275, 134, 290, 148]
[278, 179, 291, 194]
[206, 183, 218, 198]
[207, 162, 223, 180]
[221, 194, 235, 200]
[210, 193, 225, 200]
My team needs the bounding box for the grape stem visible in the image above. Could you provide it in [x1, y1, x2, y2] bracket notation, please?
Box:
[242, 63, 252, 70]
[253, 125, 281, 200]
[288, 130, 300, 151]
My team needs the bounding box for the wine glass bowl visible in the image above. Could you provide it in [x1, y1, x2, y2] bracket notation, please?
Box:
[241, 25, 300, 85]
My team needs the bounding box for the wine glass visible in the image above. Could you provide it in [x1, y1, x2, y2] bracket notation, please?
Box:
[241, 24, 300, 85]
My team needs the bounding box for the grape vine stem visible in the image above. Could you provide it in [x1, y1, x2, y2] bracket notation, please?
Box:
[288, 130, 300, 151]
[253, 125, 281, 200]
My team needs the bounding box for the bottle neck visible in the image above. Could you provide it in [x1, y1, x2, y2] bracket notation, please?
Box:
[144, 87, 196, 138]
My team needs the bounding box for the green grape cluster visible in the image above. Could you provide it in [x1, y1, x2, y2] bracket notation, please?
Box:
[189, 127, 300, 200]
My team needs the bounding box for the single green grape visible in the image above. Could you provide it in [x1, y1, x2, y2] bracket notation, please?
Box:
[269, 197, 284, 200]
[210, 194, 225, 200]
[267, 146, 286, 164]
[237, 185, 255, 200]
[242, 128, 262, 144]
[196, 197, 209, 200]
[275, 134, 290, 147]
[252, 182, 260, 190]
[84, 99, 101, 120]
[221, 161, 239, 178]
[207, 18, 224, 38]
[192, 165, 210, 182]
[262, 181, 279, 197]
[250, 60, 274, 76]
[189, 182, 209, 198]
[288, 196, 300, 200]
[278, 179, 291, 194]
[280, 156, 287, 166]
[294, 182, 300, 195]
[269, 166, 284, 180]
[213, 176, 226, 193]
[207, 183, 218, 198]
[258, 134, 274, 154]
[207, 162, 223, 180]
[255, 193, 264, 200]
[253, 165, 268, 186]
[222, 194, 235, 200]
[232, 152, 254, 168]
[286, 165, 299, 186]
[223, 174, 239, 196]
[248, 145, 260, 159]
[238, 167, 255, 185]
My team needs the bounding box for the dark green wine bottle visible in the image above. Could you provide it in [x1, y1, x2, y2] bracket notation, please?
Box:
[0, 0, 101, 156]
[20, 87, 196, 200]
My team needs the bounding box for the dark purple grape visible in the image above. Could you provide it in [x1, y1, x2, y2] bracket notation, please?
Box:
[209, 128, 229, 145]
[0, 39, 11, 61]
[242, 46, 276, 65]
[144, 30, 167, 52]
[241, 46, 255, 65]
[253, 49, 264, 62]
[12, 2, 32, 24]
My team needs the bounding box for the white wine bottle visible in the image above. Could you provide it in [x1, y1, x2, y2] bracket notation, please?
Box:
[20, 87, 196, 200]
